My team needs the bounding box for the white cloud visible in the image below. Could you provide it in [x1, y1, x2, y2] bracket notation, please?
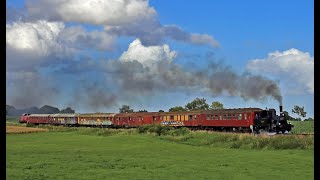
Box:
[6, 20, 116, 71]
[246, 48, 314, 94]
[119, 39, 177, 67]
[6, 20, 66, 57]
[25, 0, 219, 48]
[26, 0, 156, 26]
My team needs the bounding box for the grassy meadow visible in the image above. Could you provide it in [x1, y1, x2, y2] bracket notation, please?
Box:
[6, 124, 314, 180]
[289, 121, 314, 134]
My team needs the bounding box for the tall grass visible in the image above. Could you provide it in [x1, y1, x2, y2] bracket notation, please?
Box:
[6, 126, 48, 134]
[161, 131, 313, 150]
[10, 123, 314, 150]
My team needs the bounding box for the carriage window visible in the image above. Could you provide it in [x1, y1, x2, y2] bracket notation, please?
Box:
[194, 115, 197, 120]
[188, 115, 193, 120]
[233, 114, 236, 119]
[215, 115, 219, 120]
[170, 116, 174, 120]
[238, 114, 242, 120]
[227, 114, 232, 120]
[153, 116, 156, 121]
[223, 115, 226, 120]
[244, 114, 247, 120]
[163, 116, 166, 121]
[206, 115, 210, 120]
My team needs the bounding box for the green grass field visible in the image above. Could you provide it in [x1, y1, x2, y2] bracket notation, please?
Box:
[7, 127, 314, 180]
[289, 121, 314, 134]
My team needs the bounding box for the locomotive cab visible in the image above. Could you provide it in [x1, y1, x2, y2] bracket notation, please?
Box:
[253, 109, 274, 132]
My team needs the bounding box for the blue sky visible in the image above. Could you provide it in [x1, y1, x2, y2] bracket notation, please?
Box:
[6, 0, 314, 118]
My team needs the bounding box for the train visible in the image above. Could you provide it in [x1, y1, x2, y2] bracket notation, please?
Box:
[19, 106, 294, 134]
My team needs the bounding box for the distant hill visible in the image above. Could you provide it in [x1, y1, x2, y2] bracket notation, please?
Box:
[6, 105, 75, 116]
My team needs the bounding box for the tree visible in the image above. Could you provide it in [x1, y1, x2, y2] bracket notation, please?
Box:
[210, 101, 224, 110]
[292, 105, 307, 118]
[60, 107, 75, 113]
[119, 105, 134, 113]
[158, 110, 164, 112]
[185, 98, 209, 111]
[304, 117, 314, 121]
[169, 106, 185, 112]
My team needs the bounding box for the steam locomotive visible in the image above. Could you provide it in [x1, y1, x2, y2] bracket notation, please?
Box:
[20, 106, 293, 134]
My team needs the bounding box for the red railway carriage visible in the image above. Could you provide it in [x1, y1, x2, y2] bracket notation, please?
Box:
[25, 114, 53, 124]
[199, 108, 261, 131]
[113, 112, 162, 127]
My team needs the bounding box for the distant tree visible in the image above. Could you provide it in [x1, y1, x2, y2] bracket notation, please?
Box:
[304, 117, 314, 121]
[137, 110, 148, 112]
[158, 110, 164, 112]
[210, 101, 224, 110]
[185, 98, 209, 111]
[169, 106, 185, 112]
[292, 105, 307, 118]
[60, 107, 75, 113]
[119, 105, 134, 113]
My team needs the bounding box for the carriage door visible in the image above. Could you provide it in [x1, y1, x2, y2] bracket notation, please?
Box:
[152, 116, 156, 124]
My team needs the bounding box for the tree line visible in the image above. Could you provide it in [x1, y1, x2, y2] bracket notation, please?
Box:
[119, 97, 223, 113]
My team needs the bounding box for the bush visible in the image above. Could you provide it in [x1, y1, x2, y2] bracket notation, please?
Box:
[26, 123, 37, 127]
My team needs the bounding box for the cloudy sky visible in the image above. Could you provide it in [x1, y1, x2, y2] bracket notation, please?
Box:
[6, 0, 314, 118]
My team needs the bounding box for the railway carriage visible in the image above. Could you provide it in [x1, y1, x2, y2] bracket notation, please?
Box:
[25, 114, 52, 125]
[113, 112, 161, 127]
[77, 113, 115, 127]
[199, 108, 258, 132]
[51, 114, 78, 126]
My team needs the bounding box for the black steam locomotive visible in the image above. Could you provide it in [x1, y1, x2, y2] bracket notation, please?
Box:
[253, 106, 294, 134]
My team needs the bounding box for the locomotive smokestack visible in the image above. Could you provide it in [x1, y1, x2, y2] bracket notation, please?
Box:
[279, 105, 283, 113]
